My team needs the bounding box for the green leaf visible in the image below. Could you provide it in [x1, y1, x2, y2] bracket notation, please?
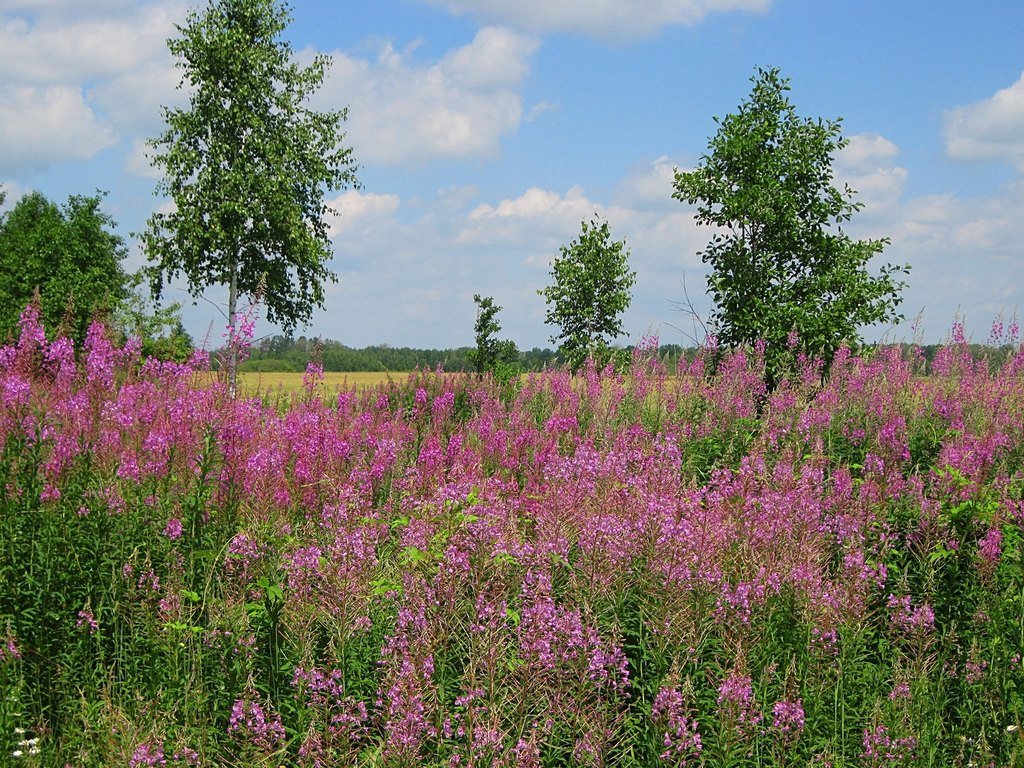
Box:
[400, 546, 428, 565]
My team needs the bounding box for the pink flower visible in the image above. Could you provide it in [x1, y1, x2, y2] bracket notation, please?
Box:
[653, 685, 703, 763]
[129, 743, 166, 767]
[164, 517, 183, 541]
[978, 526, 1002, 566]
[772, 699, 805, 735]
[76, 609, 99, 633]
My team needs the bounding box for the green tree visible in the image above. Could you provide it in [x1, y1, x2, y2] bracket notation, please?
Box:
[540, 216, 636, 372]
[143, 0, 359, 390]
[467, 294, 519, 380]
[673, 67, 909, 386]
[115, 273, 195, 362]
[0, 190, 128, 345]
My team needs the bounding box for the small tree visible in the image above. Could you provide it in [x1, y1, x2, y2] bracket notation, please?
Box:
[540, 216, 636, 372]
[467, 294, 519, 380]
[143, 0, 358, 391]
[0, 190, 128, 345]
[673, 67, 909, 386]
[115, 273, 195, 362]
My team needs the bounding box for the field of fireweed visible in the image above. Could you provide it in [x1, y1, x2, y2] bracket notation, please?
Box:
[1, 306, 1022, 767]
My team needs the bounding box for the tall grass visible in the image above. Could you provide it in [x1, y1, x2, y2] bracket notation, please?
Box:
[1, 306, 1022, 766]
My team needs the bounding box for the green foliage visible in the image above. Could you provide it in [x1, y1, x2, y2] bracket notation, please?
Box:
[467, 294, 519, 382]
[540, 216, 636, 373]
[239, 335, 563, 373]
[673, 67, 910, 387]
[143, 0, 359, 371]
[0, 190, 128, 345]
[115, 272, 195, 362]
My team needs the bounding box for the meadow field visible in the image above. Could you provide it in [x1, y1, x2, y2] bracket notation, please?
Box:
[1, 307, 1022, 766]
[235, 371, 405, 396]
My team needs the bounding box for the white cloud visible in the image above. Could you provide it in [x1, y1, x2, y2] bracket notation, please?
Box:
[271, 162, 713, 348]
[0, 180, 29, 212]
[0, 0, 137, 14]
[831, 133, 1019, 335]
[124, 137, 163, 179]
[318, 26, 538, 165]
[836, 137, 909, 218]
[326, 190, 402, 238]
[945, 71, 1024, 172]
[614, 155, 680, 208]
[0, 3, 182, 84]
[441, 25, 534, 88]
[525, 100, 558, 121]
[92, 56, 188, 135]
[837, 133, 899, 169]
[461, 185, 597, 248]
[0, 85, 117, 174]
[0, 1, 186, 174]
[418, 0, 771, 42]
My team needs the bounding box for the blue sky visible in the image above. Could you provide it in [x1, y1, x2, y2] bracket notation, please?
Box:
[2, 0, 1023, 349]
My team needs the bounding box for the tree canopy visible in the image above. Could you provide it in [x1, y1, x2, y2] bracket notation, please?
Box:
[540, 216, 636, 372]
[0, 190, 128, 345]
[673, 67, 909, 384]
[467, 294, 519, 381]
[143, 0, 358, 385]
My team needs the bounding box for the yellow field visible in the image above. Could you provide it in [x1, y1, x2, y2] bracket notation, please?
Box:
[237, 370, 405, 394]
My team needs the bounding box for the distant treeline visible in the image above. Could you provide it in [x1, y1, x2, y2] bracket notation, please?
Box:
[240, 335, 568, 372]
[236, 335, 1020, 374]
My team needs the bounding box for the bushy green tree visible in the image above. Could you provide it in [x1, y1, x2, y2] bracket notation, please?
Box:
[467, 294, 519, 380]
[540, 216, 636, 372]
[0, 190, 128, 345]
[143, 0, 359, 389]
[673, 67, 909, 386]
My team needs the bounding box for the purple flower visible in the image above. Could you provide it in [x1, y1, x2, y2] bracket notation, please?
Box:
[653, 685, 702, 763]
[128, 743, 166, 767]
[771, 699, 805, 735]
[228, 699, 286, 752]
[163, 517, 183, 541]
[862, 723, 917, 767]
[76, 609, 99, 633]
[978, 526, 1002, 566]
[717, 673, 762, 729]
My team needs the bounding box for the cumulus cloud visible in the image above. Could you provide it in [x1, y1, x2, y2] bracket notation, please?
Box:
[834, 133, 908, 217]
[0, 0, 137, 14]
[308, 133, 1018, 349]
[0, 0, 185, 174]
[0, 180, 29, 212]
[0, 85, 117, 174]
[282, 159, 712, 348]
[944, 71, 1024, 172]
[837, 133, 899, 168]
[326, 190, 402, 238]
[826, 132, 1022, 337]
[0, 3, 182, 84]
[460, 185, 597, 249]
[317, 26, 538, 165]
[418, 0, 771, 42]
[124, 137, 163, 179]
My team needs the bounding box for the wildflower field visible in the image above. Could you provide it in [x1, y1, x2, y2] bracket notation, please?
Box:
[1, 307, 1023, 767]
